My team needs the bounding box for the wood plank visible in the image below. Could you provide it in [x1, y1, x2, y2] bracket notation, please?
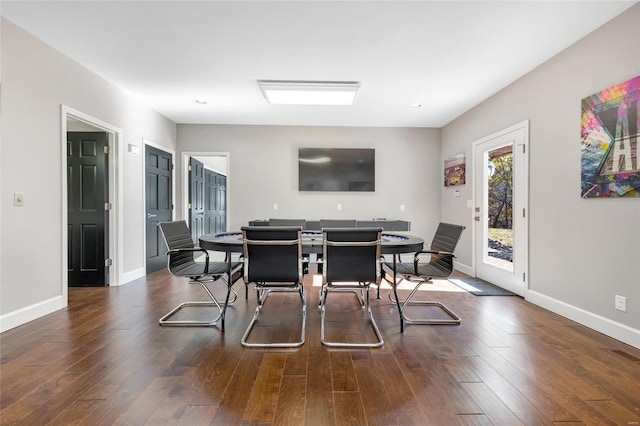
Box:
[461, 338, 575, 424]
[587, 399, 640, 425]
[454, 414, 495, 425]
[371, 352, 430, 425]
[333, 391, 367, 425]
[48, 399, 105, 426]
[305, 347, 335, 425]
[330, 351, 358, 392]
[460, 382, 524, 425]
[350, 350, 395, 425]
[211, 350, 264, 425]
[274, 375, 307, 425]
[242, 352, 287, 422]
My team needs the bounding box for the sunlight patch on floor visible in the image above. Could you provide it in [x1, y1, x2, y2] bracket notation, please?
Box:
[381, 278, 466, 293]
[447, 278, 483, 293]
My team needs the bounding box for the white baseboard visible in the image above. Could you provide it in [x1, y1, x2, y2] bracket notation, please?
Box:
[0, 295, 66, 333]
[527, 290, 640, 349]
[454, 261, 473, 277]
[120, 267, 146, 285]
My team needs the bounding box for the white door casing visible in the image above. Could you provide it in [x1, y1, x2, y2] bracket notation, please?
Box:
[473, 120, 529, 296]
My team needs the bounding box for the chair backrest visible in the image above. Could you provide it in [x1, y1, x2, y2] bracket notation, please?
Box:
[320, 219, 357, 229]
[268, 218, 306, 229]
[159, 221, 196, 269]
[241, 226, 303, 283]
[322, 228, 382, 283]
[431, 223, 466, 252]
[428, 223, 466, 271]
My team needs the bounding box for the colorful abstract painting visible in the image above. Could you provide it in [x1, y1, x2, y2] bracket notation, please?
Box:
[444, 153, 465, 187]
[581, 75, 640, 198]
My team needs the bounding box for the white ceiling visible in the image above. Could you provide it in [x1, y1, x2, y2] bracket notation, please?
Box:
[2, 1, 636, 128]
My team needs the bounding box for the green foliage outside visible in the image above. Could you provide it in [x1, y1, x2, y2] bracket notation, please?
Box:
[488, 153, 513, 230]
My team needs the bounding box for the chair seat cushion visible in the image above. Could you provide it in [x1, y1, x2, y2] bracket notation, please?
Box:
[208, 261, 242, 275]
[172, 261, 242, 278]
[385, 262, 452, 279]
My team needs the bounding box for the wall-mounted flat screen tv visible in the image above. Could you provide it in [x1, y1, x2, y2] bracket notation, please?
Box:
[298, 148, 375, 192]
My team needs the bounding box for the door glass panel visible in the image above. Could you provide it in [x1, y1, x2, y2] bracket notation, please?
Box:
[485, 144, 513, 272]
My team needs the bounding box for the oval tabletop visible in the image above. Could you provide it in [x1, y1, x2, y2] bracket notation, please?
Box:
[199, 231, 424, 255]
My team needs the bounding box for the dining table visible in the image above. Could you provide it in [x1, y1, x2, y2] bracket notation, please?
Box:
[199, 230, 425, 330]
[199, 230, 424, 255]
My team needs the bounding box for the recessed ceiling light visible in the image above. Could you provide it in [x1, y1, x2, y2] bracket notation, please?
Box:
[195, 99, 208, 105]
[411, 103, 422, 108]
[257, 80, 361, 106]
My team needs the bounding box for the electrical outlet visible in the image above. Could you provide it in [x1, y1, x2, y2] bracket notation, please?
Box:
[400, 204, 405, 211]
[615, 295, 627, 312]
[337, 203, 342, 211]
[273, 203, 278, 210]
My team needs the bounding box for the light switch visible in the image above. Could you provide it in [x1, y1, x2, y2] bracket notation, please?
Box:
[14, 193, 24, 206]
[400, 204, 405, 211]
[273, 203, 278, 210]
[337, 204, 342, 211]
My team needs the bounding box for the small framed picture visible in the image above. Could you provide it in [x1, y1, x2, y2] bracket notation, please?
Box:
[444, 153, 466, 187]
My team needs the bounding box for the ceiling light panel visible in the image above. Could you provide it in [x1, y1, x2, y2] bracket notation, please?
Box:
[258, 80, 361, 106]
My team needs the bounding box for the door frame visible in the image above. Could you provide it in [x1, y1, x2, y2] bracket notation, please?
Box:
[61, 106, 123, 300]
[143, 139, 175, 271]
[471, 119, 529, 296]
[182, 152, 230, 230]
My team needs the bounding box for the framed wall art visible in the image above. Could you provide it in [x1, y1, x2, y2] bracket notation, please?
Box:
[581, 75, 640, 198]
[444, 153, 466, 187]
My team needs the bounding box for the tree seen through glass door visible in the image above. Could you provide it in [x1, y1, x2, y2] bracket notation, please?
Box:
[487, 145, 513, 270]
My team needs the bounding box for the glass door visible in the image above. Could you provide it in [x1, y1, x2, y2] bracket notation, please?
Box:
[473, 121, 528, 296]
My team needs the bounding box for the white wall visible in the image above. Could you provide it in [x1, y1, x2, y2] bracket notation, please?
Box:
[177, 125, 441, 242]
[0, 19, 177, 331]
[441, 5, 640, 347]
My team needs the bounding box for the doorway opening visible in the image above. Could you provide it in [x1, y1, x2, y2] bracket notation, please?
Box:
[61, 106, 123, 297]
[182, 153, 230, 243]
[144, 140, 175, 273]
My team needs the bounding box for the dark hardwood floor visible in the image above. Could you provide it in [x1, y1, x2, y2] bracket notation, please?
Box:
[1, 266, 639, 425]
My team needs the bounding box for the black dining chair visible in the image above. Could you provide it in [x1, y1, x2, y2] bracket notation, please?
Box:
[158, 221, 243, 331]
[320, 219, 357, 228]
[241, 226, 306, 348]
[268, 218, 306, 228]
[268, 219, 310, 274]
[382, 222, 465, 332]
[316, 219, 357, 273]
[320, 227, 384, 348]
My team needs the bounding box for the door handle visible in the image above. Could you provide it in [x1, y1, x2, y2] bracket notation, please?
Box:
[147, 213, 157, 219]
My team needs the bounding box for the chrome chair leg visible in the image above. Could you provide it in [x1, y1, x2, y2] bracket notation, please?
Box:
[159, 279, 236, 327]
[388, 277, 461, 325]
[241, 285, 306, 348]
[320, 283, 384, 348]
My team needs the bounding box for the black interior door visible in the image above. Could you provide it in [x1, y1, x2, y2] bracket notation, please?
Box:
[204, 170, 227, 235]
[189, 157, 205, 242]
[145, 145, 173, 273]
[68, 131, 108, 286]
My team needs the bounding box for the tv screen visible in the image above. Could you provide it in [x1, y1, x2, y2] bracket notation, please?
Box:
[298, 148, 375, 192]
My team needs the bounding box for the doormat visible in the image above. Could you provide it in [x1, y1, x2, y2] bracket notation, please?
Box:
[448, 277, 516, 296]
